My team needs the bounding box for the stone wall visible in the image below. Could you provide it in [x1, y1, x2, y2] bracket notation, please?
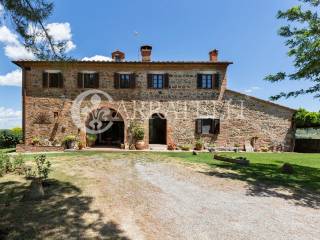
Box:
[22, 62, 295, 151]
[16, 144, 64, 153]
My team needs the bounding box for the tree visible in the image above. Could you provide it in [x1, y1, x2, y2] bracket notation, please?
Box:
[265, 0, 320, 100]
[0, 0, 69, 60]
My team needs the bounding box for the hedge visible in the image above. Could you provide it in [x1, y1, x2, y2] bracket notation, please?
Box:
[0, 128, 22, 148]
[295, 108, 320, 128]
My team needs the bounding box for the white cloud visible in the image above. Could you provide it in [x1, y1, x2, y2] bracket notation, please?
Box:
[0, 106, 22, 128]
[244, 86, 261, 94]
[0, 22, 76, 60]
[0, 69, 22, 87]
[47, 22, 72, 41]
[0, 26, 19, 45]
[82, 55, 113, 61]
[28, 22, 76, 53]
[4, 44, 35, 60]
[0, 107, 22, 129]
[0, 26, 35, 60]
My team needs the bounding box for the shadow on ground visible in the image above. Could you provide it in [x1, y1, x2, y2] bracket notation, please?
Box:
[199, 162, 320, 209]
[0, 179, 130, 240]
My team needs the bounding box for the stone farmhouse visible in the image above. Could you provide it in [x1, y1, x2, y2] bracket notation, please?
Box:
[14, 46, 296, 151]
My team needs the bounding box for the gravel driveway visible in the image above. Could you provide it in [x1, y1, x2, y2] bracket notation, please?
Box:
[64, 156, 320, 240]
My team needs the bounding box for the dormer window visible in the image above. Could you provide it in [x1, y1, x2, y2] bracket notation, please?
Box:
[77, 72, 99, 88]
[42, 70, 63, 88]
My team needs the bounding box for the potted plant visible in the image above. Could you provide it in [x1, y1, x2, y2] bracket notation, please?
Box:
[133, 125, 145, 150]
[31, 137, 40, 146]
[86, 134, 97, 147]
[195, 139, 204, 151]
[167, 142, 177, 151]
[62, 135, 77, 149]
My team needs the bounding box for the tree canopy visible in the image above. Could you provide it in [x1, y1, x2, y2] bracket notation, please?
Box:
[0, 0, 69, 60]
[265, 0, 320, 100]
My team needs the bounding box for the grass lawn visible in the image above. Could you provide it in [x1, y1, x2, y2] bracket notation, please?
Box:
[0, 148, 16, 154]
[162, 152, 320, 192]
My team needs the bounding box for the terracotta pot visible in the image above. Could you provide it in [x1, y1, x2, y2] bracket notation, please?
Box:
[135, 140, 145, 150]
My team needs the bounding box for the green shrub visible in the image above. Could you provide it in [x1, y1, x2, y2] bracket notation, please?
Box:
[294, 108, 320, 127]
[180, 145, 191, 151]
[86, 134, 97, 146]
[132, 125, 145, 140]
[31, 136, 40, 146]
[0, 152, 12, 176]
[0, 128, 22, 148]
[34, 154, 51, 180]
[195, 139, 204, 150]
[12, 154, 25, 174]
[62, 135, 77, 146]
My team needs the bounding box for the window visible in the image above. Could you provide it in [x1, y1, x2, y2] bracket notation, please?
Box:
[120, 74, 130, 88]
[153, 74, 164, 89]
[196, 119, 220, 134]
[114, 73, 136, 89]
[78, 72, 99, 88]
[197, 73, 221, 89]
[201, 74, 212, 89]
[147, 74, 169, 89]
[43, 72, 63, 88]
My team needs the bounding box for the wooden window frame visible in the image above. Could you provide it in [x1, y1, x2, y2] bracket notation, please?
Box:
[43, 71, 63, 88]
[196, 118, 220, 135]
[197, 73, 221, 89]
[114, 73, 136, 89]
[147, 73, 169, 89]
[77, 72, 99, 89]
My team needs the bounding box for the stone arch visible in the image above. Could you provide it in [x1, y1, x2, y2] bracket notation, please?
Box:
[80, 102, 129, 147]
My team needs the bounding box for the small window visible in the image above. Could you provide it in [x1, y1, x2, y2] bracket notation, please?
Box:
[153, 74, 164, 89]
[197, 73, 220, 89]
[196, 119, 220, 134]
[43, 72, 63, 88]
[147, 74, 170, 89]
[120, 74, 130, 88]
[77, 72, 99, 88]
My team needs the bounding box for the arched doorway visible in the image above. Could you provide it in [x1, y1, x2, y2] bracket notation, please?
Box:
[149, 113, 167, 144]
[86, 108, 125, 147]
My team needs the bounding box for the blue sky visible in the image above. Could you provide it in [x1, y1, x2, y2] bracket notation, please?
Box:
[0, 0, 319, 129]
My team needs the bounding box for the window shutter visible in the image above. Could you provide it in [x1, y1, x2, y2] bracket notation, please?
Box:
[42, 72, 48, 88]
[164, 73, 169, 89]
[130, 73, 136, 89]
[77, 73, 83, 88]
[95, 73, 100, 88]
[213, 119, 220, 134]
[114, 73, 120, 89]
[147, 74, 153, 89]
[214, 73, 220, 89]
[196, 119, 202, 134]
[58, 72, 64, 88]
[197, 74, 202, 89]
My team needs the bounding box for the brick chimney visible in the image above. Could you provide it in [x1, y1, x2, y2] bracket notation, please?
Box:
[112, 50, 125, 62]
[209, 49, 218, 62]
[140, 45, 152, 62]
